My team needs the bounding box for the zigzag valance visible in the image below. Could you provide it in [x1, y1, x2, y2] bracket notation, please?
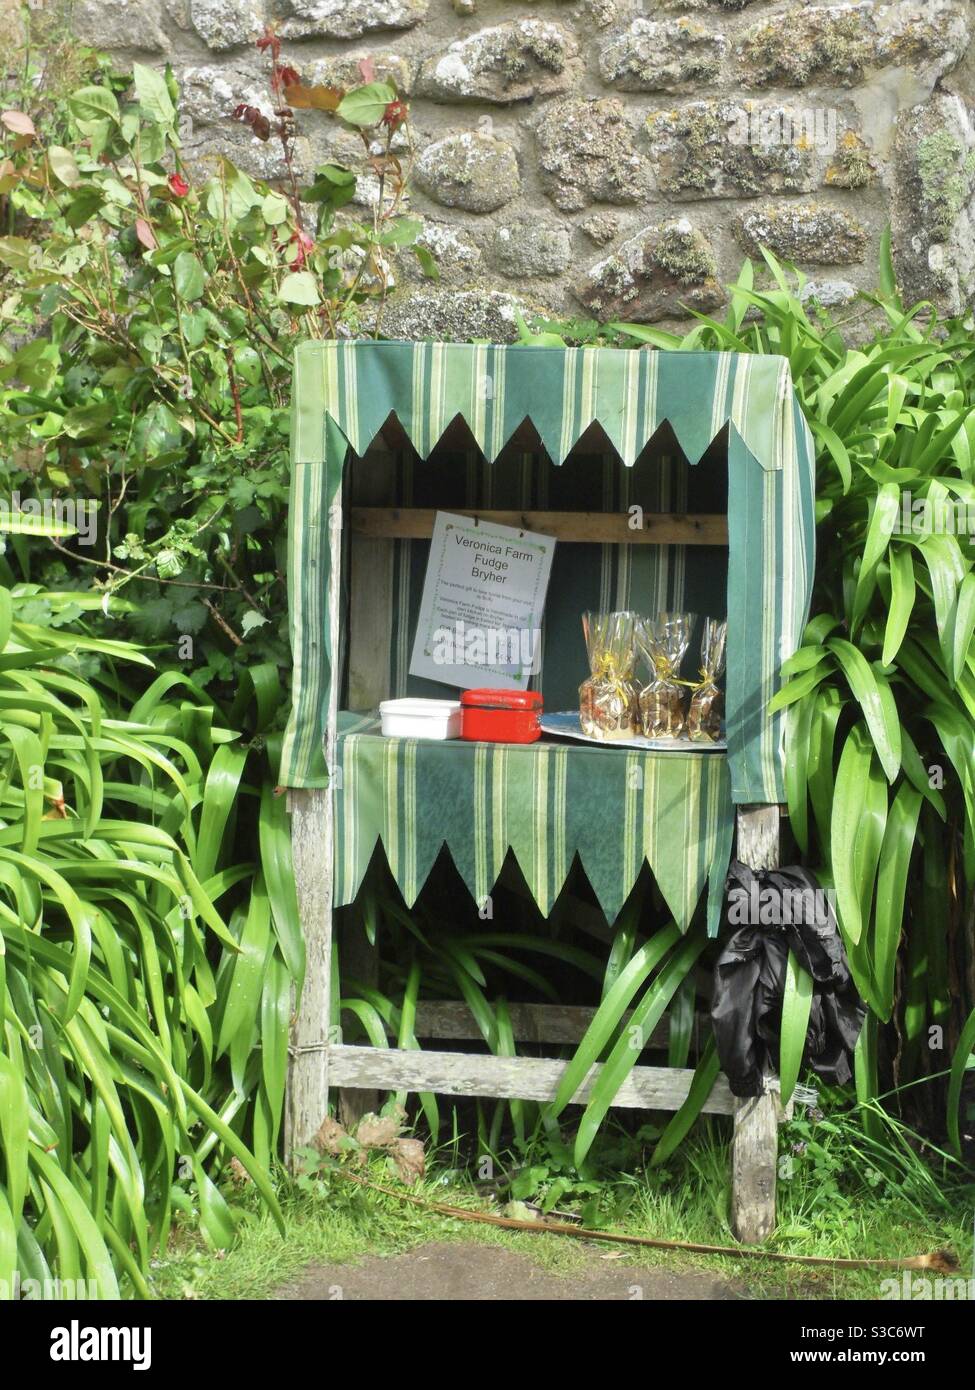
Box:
[290, 340, 805, 472]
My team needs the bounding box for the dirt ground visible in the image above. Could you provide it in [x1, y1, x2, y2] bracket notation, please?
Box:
[274, 1240, 741, 1301]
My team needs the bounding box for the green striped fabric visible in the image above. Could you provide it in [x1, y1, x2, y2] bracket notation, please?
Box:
[281, 340, 816, 810]
[334, 714, 734, 931]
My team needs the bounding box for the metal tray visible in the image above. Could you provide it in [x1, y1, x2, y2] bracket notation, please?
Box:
[539, 711, 726, 752]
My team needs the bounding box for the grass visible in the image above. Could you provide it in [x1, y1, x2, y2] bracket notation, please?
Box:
[150, 1092, 975, 1302]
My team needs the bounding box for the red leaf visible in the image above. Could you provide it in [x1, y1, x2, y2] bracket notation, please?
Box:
[381, 99, 408, 132]
[1, 110, 36, 137]
[358, 56, 376, 83]
[135, 217, 157, 250]
[256, 26, 281, 61]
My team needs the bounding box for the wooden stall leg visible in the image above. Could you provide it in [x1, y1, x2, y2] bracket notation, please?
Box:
[338, 908, 380, 1126]
[731, 804, 781, 1244]
[285, 787, 333, 1168]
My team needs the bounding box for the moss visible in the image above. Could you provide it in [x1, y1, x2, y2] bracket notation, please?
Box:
[825, 132, 876, 190]
[917, 129, 968, 237]
[655, 224, 717, 284]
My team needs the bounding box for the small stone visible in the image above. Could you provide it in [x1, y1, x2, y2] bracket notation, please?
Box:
[176, 66, 268, 130]
[735, 202, 868, 264]
[412, 221, 482, 283]
[737, 0, 970, 89]
[302, 53, 414, 95]
[70, 0, 169, 51]
[599, 19, 727, 93]
[800, 278, 859, 307]
[278, 0, 428, 41]
[646, 101, 818, 199]
[415, 132, 520, 213]
[378, 287, 528, 342]
[490, 220, 572, 277]
[190, 0, 264, 51]
[892, 93, 975, 314]
[534, 97, 646, 212]
[184, 132, 311, 184]
[580, 212, 621, 245]
[452, 0, 477, 13]
[576, 218, 724, 321]
[175, 66, 271, 130]
[418, 20, 579, 104]
[350, 171, 409, 213]
[823, 131, 877, 189]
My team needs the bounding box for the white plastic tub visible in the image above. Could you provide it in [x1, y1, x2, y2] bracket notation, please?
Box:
[379, 697, 463, 740]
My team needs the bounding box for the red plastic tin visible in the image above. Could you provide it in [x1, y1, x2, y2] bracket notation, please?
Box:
[460, 688, 543, 743]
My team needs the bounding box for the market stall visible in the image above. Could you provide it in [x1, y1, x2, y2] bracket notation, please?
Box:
[280, 340, 816, 1240]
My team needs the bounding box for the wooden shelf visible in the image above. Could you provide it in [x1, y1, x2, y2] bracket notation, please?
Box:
[349, 507, 728, 546]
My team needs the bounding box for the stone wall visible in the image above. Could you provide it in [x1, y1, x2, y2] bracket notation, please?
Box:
[69, 0, 975, 339]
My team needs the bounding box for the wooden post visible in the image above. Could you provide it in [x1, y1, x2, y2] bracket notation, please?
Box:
[731, 803, 781, 1244]
[285, 476, 343, 1165]
[285, 787, 333, 1161]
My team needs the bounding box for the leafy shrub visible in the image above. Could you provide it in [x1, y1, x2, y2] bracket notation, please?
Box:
[0, 38, 426, 695]
[517, 249, 975, 1150]
[0, 576, 302, 1297]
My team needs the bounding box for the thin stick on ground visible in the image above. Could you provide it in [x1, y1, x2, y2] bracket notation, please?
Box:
[330, 1167, 959, 1274]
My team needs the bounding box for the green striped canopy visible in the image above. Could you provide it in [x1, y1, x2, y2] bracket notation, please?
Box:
[281, 341, 816, 811]
[334, 713, 734, 932]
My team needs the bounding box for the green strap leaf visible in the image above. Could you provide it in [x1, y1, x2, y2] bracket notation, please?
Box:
[779, 950, 813, 1106]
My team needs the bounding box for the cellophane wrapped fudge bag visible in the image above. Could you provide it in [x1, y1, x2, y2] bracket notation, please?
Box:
[579, 610, 640, 740]
[636, 613, 695, 738]
[687, 617, 727, 742]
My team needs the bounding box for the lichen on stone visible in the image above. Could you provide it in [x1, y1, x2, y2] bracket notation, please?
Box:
[414, 131, 520, 213]
[891, 93, 975, 313]
[647, 100, 817, 199]
[575, 217, 723, 320]
[279, 0, 429, 41]
[824, 131, 876, 189]
[378, 287, 528, 342]
[598, 18, 727, 93]
[534, 97, 646, 211]
[190, 0, 265, 51]
[490, 220, 572, 276]
[302, 52, 414, 96]
[581, 211, 621, 245]
[737, 0, 969, 89]
[417, 20, 579, 104]
[800, 278, 859, 307]
[407, 221, 482, 284]
[916, 129, 970, 237]
[735, 201, 868, 264]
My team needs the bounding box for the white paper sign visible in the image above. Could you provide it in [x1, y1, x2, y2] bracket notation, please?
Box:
[409, 511, 556, 690]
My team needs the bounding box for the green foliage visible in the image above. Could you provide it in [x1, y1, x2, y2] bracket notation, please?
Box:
[515, 254, 975, 1153]
[341, 868, 718, 1173]
[0, 576, 300, 1296]
[0, 45, 426, 700]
